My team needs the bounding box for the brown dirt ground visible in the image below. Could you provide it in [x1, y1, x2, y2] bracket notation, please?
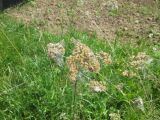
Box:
[5, 0, 160, 42]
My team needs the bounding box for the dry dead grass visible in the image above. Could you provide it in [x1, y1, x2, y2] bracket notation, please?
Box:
[5, 0, 160, 42]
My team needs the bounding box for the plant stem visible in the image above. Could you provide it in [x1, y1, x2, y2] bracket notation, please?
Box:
[72, 80, 78, 120]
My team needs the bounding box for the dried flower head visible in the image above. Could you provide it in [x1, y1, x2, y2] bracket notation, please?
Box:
[130, 52, 153, 69]
[96, 51, 112, 65]
[59, 112, 67, 120]
[116, 83, 124, 92]
[66, 56, 79, 82]
[89, 80, 106, 92]
[73, 41, 100, 72]
[109, 113, 121, 120]
[122, 70, 136, 77]
[66, 41, 100, 82]
[47, 41, 65, 66]
[133, 96, 145, 112]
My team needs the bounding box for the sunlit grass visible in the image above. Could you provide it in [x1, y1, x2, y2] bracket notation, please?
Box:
[0, 14, 160, 120]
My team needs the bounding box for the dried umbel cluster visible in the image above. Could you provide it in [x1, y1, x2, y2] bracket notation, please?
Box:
[89, 80, 106, 92]
[47, 41, 65, 66]
[116, 83, 124, 92]
[130, 52, 153, 69]
[109, 113, 121, 120]
[96, 51, 112, 65]
[66, 41, 100, 82]
[122, 70, 136, 77]
[133, 96, 145, 112]
[66, 56, 79, 82]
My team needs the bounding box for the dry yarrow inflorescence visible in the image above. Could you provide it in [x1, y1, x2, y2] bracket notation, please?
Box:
[96, 51, 112, 65]
[122, 70, 136, 77]
[130, 52, 153, 69]
[116, 83, 124, 92]
[47, 41, 65, 66]
[133, 96, 145, 112]
[66, 41, 100, 82]
[89, 80, 106, 92]
[109, 112, 121, 120]
[66, 56, 79, 82]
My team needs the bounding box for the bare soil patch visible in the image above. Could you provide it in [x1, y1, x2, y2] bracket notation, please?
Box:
[6, 0, 160, 42]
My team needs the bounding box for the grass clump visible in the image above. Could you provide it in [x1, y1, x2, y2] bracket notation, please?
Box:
[0, 14, 160, 120]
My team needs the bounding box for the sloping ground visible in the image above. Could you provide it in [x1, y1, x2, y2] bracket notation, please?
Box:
[1, 13, 160, 119]
[5, 0, 160, 42]
[1, 1, 160, 119]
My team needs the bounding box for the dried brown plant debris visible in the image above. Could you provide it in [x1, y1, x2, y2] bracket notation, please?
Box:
[89, 80, 106, 92]
[130, 52, 153, 69]
[133, 96, 145, 112]
[122, 70, 136, 77]
[96, 51, 112, 65]
[109, 112, 121, 120]
[47, 41, 65, 66]
[66, 41, 100, 82]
